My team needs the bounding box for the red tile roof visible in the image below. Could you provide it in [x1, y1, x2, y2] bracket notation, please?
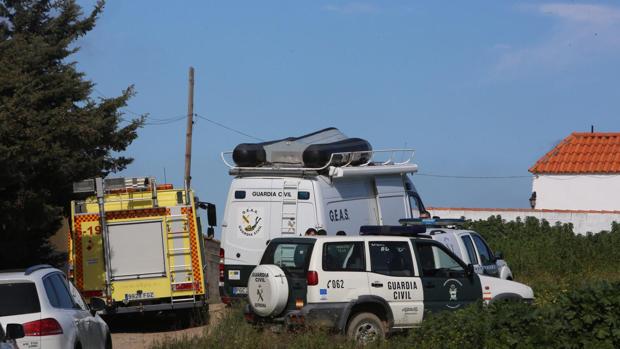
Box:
[529, 132, 620, 174]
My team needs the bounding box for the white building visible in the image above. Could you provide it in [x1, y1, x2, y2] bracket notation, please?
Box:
[428, 132, 620, 234]
[529, 132, 620, 211]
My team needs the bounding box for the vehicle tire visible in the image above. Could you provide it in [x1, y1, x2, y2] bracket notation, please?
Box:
[346, 312, 385, 345]
[105, 332, 113, 349]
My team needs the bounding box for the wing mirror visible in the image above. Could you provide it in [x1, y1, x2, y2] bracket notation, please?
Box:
[494, 251, 504, 260]
[89, 297, 106, 316]
[466, 264, 475, 277]
[197, 202, 217, 227]
[5, 323, 25, 340]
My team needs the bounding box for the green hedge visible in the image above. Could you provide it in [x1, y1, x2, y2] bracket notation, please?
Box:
[400, 281, 620, 349]
[464, 216, 620, 304]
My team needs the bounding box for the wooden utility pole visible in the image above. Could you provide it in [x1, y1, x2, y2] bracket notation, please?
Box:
[184, 67, 195, 200]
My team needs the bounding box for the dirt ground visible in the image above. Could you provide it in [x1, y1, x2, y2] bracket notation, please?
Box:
[111, 303, 226, 349]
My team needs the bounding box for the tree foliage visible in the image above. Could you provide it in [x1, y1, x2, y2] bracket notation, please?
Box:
[0, 0, 144, 268]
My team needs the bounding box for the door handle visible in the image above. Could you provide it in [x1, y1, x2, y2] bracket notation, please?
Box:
[371, 282, 383, 288]
[424, 283, 435, 289]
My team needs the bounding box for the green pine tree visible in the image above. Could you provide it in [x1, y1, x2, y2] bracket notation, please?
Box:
[0, 0, 144, 268]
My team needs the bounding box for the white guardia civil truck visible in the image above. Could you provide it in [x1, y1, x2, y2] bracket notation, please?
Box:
[218, 128, 429, 302]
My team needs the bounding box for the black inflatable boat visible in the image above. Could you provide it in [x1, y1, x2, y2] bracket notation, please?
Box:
[232, 128, 372, 168]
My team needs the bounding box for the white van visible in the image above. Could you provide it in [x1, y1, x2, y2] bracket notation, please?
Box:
[218, 128, 429, 302]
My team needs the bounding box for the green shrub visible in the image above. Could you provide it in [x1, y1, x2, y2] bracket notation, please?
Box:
[398, 281, 620, 349]
[465, 217, 620, 302]
[551, 281, 620, 349]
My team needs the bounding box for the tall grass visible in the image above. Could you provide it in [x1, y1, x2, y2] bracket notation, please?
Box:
[152, 217, 620, 348]
[466, 216, 620, 304]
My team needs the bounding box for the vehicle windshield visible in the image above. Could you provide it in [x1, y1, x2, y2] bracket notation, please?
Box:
[0, 281, 41, 316]
[260, 241, 315, 277]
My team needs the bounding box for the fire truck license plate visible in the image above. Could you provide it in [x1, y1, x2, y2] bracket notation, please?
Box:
[125, 292, 155, 301]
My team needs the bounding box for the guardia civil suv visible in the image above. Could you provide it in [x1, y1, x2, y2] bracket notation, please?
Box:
[244, 225, 533, 343]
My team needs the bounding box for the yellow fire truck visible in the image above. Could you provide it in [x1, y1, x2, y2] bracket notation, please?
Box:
[68, 177, 216, 315]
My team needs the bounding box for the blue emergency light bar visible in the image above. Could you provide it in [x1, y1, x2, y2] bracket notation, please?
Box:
[359, 225, 427, 236]
[399, 218, 466, 227]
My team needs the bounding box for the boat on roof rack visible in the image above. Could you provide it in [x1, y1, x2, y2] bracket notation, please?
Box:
[221, 127, 417, 177]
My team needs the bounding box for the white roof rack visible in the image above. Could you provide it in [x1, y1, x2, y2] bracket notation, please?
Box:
[222, 149, 417, 177]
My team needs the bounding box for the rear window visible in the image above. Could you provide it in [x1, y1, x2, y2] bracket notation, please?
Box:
[261, 241, 315, 277]
[0, 282, 41, 316]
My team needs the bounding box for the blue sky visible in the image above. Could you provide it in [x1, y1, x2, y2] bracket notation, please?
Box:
[75, 1, 620, 217]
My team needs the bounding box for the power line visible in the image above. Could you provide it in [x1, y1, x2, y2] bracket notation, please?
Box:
[91, 88, 266, 140]
[195, 113, 265, 141]
[143, 115, 186, 125]
[416, 173, 531, 180]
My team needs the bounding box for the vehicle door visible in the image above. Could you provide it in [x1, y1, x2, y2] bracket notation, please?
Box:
[470, 234, 500, 277]
[42, 273, 94, 348]
[412, 240, 481, 313]
[68, 281, 106, 348]
[320, 241, 369, 302]
[366, 240, 424, 326]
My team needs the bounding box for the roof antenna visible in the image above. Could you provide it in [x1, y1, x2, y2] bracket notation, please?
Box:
[591, 125, 594, 133]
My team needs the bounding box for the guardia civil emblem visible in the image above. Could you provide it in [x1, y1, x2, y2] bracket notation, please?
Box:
[238, 208, 263, 236]
[444, 279, 463, 309]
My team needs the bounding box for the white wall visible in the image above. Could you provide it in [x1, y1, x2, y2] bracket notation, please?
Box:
[428, 208, 620, 235]
[532, 174, 620, 211]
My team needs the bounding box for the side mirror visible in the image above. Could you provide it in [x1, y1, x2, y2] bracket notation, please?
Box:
[207, 203, 217, 227]
[495, 251, 504, 260]
[89, 297, 106, 316]
[196, 202, 217, 226]
[207, 227, 215, 239]
[5, 323, 25, 340]
[466, 264, 475, 277]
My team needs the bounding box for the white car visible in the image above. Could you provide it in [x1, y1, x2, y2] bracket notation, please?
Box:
[401, 218, 513, 280]
[424, 229, 513, 280]
[1, 322, 24, 349]
[244, 225, 533, 343]
[0, 265, 111, 349]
